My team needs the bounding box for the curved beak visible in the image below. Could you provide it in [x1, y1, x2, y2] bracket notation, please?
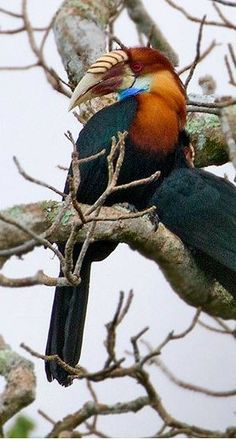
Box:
[68, 49, 134, 111]
[68, 72, 105, 111]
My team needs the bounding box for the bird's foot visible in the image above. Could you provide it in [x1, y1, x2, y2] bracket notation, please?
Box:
[147, 209, 159, 231]
[114, 202, 159, 231]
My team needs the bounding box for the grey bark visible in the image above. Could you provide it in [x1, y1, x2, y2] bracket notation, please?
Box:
[0, 201, 235, 320]
[0, 336, 36, 429]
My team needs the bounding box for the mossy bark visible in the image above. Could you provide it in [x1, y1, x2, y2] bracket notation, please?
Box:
[1, 201, 236, 319]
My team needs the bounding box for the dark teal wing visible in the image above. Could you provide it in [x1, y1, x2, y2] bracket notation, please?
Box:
[69, 98, 138, 204]
[150, 167, 236, 272]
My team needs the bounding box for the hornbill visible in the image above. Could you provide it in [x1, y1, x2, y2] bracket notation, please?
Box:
[45, 48, 236, 386]
[45, 47, 188, 386]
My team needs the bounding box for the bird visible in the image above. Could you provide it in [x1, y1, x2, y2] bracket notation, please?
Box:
[148, 146, 236, 297]
[45, 46, 189, 386]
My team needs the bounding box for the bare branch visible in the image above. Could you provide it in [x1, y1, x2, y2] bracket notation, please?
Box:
[131, 326, 149, 363]
[171, 308, 202, 339]
[47, 397, 150, 438]
[0, 212, 64, 265]
[178, 40, 219, 75]
[0, 7, 22, 18]
[18, 294, 236, 438]
[164, 0, 236, 28]
[0, 271, 73, 288]
[38, 14, 56, 57]
[0, 26, 50, 35]
[0, 201, 236, 318]
[155, 358, 236, 398]
[186, 95, 236, 167]
[228, 43, 236, 68]
[198, 319, 236, 335]
[13, 156, 65, 198]
[213, 1, 236, 28]
[185, 16, 206, 89]
[21, 342, 82, 379]
[0, 63, 38, 71]
[0, 336, 35, 426]
[220, 108, 236, 173]
[124, 0, 179, 65]
[209, 0, 236, 6]
[225, 44, 236, 87]
[38, 410, 55, 426]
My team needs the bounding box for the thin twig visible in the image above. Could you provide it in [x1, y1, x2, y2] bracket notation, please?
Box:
[213, 1, 236, 28]
[0, 7, 22, 18]
[171, 308, 201, 339]
[164, 0, 236, 28]
[39, 14, 56, 56]
[0, 213, 64, 264]
[185, 16, 206, 89]
[198, 319, 236, 336]
[188, 97, 236, 108]
[38, 410, 56, 426]
[107, 35, 127, 50]
[178, 40, 218, 75]
[212, 316, 236, 332]
[0, 63, 38, 71]
[228, 43, 236, 68]
[73, 216, 98, 276]
[0, 26, 49, 35]
[131, 326, 149, 363]
[155, 358, 236, 398]
[187, 106, 220, 115]
[209, 0, 236, 5]
[13, 156, 65, 197]
[20, 342, 81, 376]
[104, 291, 125, 366]
[0, 271, 70, 288]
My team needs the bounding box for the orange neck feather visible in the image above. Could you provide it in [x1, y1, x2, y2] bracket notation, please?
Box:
[130, 70, 186, 155]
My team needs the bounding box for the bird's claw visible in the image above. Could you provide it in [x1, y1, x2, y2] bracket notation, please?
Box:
[148, 209, 159, 231]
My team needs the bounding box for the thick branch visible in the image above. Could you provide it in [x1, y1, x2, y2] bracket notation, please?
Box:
[187, 111, 229, 167]
[0, 336, 36, 427]
[53, 0, 120, 88]
[47, 397, 149, 438]
[0, 201, 236, 319]
[187, 95, 236, 167]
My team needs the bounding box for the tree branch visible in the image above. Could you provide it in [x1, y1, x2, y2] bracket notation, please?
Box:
[124, 0, 179, 65]
[53, 0, 121, 89]
[187, 94, 236, 167]
[21, 295, 235, 438]
[0, 201, 235, 319]
[164, 0, 236, 29]
[0, 336, 36, 429]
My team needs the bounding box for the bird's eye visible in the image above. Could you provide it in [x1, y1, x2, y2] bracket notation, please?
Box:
[131, 62, 143, 74]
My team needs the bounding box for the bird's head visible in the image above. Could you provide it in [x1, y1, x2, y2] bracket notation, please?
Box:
[68, 47, 186, 111]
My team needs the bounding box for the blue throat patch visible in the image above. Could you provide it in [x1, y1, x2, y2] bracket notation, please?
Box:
[118, 86, 148, 101]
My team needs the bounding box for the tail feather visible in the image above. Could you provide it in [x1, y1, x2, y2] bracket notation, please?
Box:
[45, 256, 91, 386]
[45, 241, 117, 386]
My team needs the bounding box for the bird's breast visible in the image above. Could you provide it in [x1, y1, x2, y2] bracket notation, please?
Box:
[129, 93, 185, 156]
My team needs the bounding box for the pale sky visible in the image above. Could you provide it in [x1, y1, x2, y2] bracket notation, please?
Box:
[1, 0, 236, 437]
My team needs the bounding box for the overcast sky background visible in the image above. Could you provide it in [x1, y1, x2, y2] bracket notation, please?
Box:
[1, 1, 236, 437]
